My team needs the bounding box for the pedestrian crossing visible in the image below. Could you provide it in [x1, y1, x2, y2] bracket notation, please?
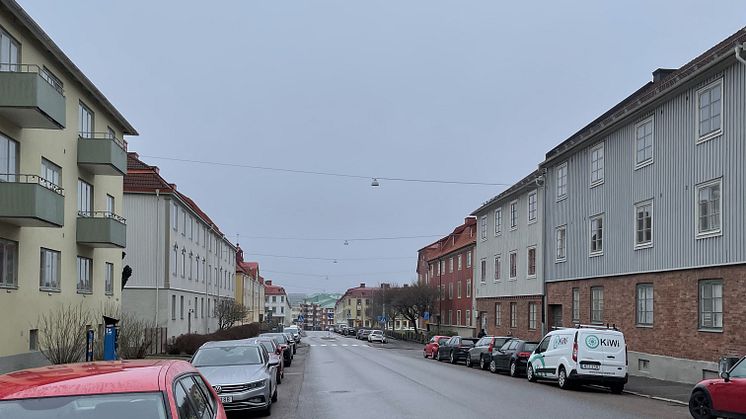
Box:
[309, 343, 370, 348]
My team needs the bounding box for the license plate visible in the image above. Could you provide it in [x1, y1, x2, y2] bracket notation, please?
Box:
[220, 396, 233, 403]
[581, 363, 600, 370]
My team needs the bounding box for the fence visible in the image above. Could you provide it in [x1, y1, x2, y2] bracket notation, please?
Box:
[145, 327, 168, 355]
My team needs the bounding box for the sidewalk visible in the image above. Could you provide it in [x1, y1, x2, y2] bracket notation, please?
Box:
[624, 375, 693, 405]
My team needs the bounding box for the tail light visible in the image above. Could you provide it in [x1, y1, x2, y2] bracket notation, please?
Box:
[487, 340, 494, 353]
[572, 342, 578, 362]
[517, 352, 531, 358]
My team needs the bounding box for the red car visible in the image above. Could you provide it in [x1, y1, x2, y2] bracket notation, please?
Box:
[0, 360, 227, 419]
[689, 356, 746, 419]
[423, 335, 451, 359]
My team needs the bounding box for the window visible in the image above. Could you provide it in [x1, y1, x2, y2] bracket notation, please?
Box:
[0, 27, 20, 72]
[636, 284, 653, 326]
[590, 143, 604, 186]
[448, 310, 452, 325]
[527, 191, 537, 222]
[272, 296, 277, 303]
[696, 179, 722, 237]
[699, 280, 723, 330]
[0, 238, 18, 288]
[106, 126, 116, 140]
[527, 247, 536, 277]
[76, 256, 92, 293]
[448, 283, 453, 300]
[495, 303, 501, 326]
[697, 80, 723, 142]
[0, 133, 18, 182]
[189, 217, 194, 240]
[510, 303, 517, 328]
[480, 259, 486, 283]
[171, 295, 176, 320]
[39, 248, 61, 291]
[448, 257, 453, 273]
[172, 203, 179, 231]
[196, 258, 200, 281]
[457, 310, 462, 326]
[635, 201, 653, 248]
[172, 245, 178, 276]
[457, 254, 462, 271]
[78, 102, 94, 137]
[556, 162, 568, 199]
[590, 214, 604, 256]
[180, 296, 185, 319]
[494, 255, 501, 281]
[181, 208, 186, 235]
[41, 158, 61, 189]
[188, 253, 193, 280]
[494, 208, 502, 235]
[440, 260, 445, 275]
[181, 249, 186, 278]
[528, 303, 537, 330]
[556, 225, 567, 262]
[510, 201, 518, 229]
[29, 329, 39, 351]
[457, 281, 462, 299]
[572, 288, 580, 322]
[509, 251, 517, 279]
[466, 280, 471, 298]
[480, 216, 487, 240]
[77, 179, 93, 216]
[591, 286, 604, 324]
[635, 117, 654, 167]
[466, 251, 472, 268]
[104, 262, 114, 295]
[106, 194, 115, 216]
[201, 298, 205, 318]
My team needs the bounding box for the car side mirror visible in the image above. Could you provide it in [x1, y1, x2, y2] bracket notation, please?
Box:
[721, 371, 731, 382]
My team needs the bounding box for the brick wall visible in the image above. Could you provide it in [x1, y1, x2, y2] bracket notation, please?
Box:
[476, 295, 543, 341]
[546, 264, 746, 363]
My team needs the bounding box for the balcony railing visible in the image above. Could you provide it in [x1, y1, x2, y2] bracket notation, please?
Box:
[79, 132, 128, 150]
[77, 133, 128, 176]
[0, 63, 66, 129]
[0, 174, 65, 226]
[0, 174, 64, 195]
[76, 211, 127, 248]
[0, 64, 65, 94]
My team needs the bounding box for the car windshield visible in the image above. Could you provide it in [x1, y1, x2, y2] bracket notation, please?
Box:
[729, 358, 746, 378]
[257, 341, 274, 353]
[0, 392, 167, 419]
[261, 334, 287, 345]
[523, 343, 539, 352]
[192, 346, 263, 366]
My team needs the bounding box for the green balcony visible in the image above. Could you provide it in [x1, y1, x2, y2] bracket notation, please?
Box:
[76, 212, 127, 248]
[0, 65, 66, 129]
[0, 174, 64, 227]
[77, 134, 128, 176]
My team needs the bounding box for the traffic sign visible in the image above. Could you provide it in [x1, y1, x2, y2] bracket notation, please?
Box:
[377, 315, 388, 323]
[423, 311, 430, 320]
[327, 312, 334, 320]
[298, 315, 305, 322]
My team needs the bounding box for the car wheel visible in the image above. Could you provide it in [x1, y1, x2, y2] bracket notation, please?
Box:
[286, 358, 292, 367]
[610, 383, 624, 395]
[689, 390, 714, 419]
[435, 351, 441, 361]
[424, 350, 429, 358]
[465, 355, 472, 368]
[509, 361, 517, 377]
[558, 367, 571, 390]
[527, 364, 537, 382]
[489, 359, 498, 374]
[449, 351, 456, 364]
[479, 356, 487, 370]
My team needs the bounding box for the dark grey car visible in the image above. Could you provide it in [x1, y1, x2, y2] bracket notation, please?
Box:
[465, 336, 513, 369]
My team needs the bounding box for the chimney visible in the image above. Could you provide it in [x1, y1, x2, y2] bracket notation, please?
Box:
[360, 282, 366, 288]
[266, 280, 272, 286]
[652, 68, 675, 83]
[235, 245, 244, 264]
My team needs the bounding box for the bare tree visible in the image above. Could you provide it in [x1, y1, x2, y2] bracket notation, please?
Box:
[215, 299, 249, 330]
[364, 286, 396, 325]
[118, 313, 157, 359]
[388, 282, 438, 334]
[37, 305, 92, 364]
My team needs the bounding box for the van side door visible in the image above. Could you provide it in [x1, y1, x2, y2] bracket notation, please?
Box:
[529, 336, 553, 378]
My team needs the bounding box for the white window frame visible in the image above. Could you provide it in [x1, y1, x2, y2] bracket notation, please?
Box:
[590, 286, 604, 324]
[39, 248, 61, 291]
[480, 216, 487, 241]
[77, 179, 93, 217]
[509, 251, 517, 280]
[699, 279, 723, 331]
[634, 200, 654, 249]
[448, 257, 453, 273]
[494, 207, 502, 235]
[527, 191, 538, 223]
[494, 255, 501, 282]
[105, 262, 114, 295]
[466, 279, 471, 298]
[509, 200, 518, 230]
[695, 79, 724, 144]
[495, 303, 501, 326]
[589, 142, 605, 187]
[509, 302, 517, 328]
[555, 225, 567, 262]
[480, 258, 486, 283]
[457, 310, 462, 326]
[0, 238, 18, 288]
[695, 179, 723, 239]
[76, 256, 93, 294]
[78, 101, 94, 138]
[528, 303, 537, 330]
[41, 158, 61, 189]
[571, 287, 580, 322]
[634, 116, 654, 169]
[636, 283, 653, 326]
[526, 246, 537, 278]
[556, 162, 568, 200]
[466, 251, 472, 268]
[172, 203, 178, 231]
[589, 214, 604, 257]
[457, 254, 462, 271]
[457, 280, 461, 299]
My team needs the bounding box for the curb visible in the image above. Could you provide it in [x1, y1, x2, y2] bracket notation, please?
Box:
[623, 389, 688, 406]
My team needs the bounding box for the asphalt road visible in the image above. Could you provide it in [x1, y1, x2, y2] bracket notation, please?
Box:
[272, 331, 690, 419]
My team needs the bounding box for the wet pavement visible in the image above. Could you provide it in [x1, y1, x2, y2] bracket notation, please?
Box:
[279, 331, 689, 419]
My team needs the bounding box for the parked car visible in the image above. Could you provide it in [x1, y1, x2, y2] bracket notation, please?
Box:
[689, 356, 746, 419]
[358, 328, 374, 340]
[191, 340, 278, 415]
[260, 332, 294, 366]
[465, 336, 512, 369]
[247, 337, 285, 384]
[527, 327, 627, 393]
[368, 330, 386, 343]
[345, 327, 357, 336]
[489, 339, 539, 377]
[436, 336, 480, 364]
[0, 360, 226, 419]
[283, 332, 298, 354]
[284, 325, 301, 342]
[423, 335, 451, 359]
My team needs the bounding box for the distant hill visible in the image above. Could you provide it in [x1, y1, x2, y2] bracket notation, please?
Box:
[287, 293, 308, 307]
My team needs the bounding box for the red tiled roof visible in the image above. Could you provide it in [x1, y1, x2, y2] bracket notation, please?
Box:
[237, 261, 259, 277]
[265, 284, 287, 296]
[338, 286, 377, 301]
[418, 217, 476, 262]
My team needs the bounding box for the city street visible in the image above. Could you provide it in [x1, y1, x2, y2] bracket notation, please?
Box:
[272, 331, 689, 419]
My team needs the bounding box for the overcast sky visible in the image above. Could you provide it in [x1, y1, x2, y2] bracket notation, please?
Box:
[19, 1, 745, 294]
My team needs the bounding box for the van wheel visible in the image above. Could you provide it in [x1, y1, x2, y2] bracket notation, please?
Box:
[509, 361, 517, 377]
[610, 383, 624, 394]
[527, 365, 537, 382]
[489, 359, 498, 374]
[465, 356, 472, 368]
[557, 367, 571, 390]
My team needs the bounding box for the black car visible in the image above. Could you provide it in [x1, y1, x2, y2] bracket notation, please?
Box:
[436, 336, 479, 364]
[357, 329, 373, 340]
[260, 333, 294, 366]
[345, 327, 357, 337]
[465, 336, 513, 369]
[488, 339, 539, 377]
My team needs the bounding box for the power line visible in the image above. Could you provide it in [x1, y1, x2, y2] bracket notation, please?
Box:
[244, 253, 413, 261]
[236, 234, 445, 242]
[140, 154, 511, 186]
[261, 269, 415, 278]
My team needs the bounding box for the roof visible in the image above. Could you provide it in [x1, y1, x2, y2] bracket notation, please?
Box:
[0, 0, 137, 135]
[338, 286, 378, 301]
[543, 26, 746, 164]
[0, 360, 187, 400]
[265, 284, 287, 296]
[471, 170, 540, 215]
[417, 217, 477, 263]
[124, 152, 227, 237]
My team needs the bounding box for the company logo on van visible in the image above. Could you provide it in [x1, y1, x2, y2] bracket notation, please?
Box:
[585, 335, 600, 349]
[585, 334, 621, 349]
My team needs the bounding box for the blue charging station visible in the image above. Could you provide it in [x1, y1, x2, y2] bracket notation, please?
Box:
[103, 316, 119, 361]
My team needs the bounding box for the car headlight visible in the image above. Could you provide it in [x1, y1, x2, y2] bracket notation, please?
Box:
[247, 379, 267, 390]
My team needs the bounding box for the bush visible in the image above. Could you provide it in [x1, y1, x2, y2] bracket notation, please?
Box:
[169, 323, 261, 355]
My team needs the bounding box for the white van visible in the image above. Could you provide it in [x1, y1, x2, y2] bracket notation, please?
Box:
[527, 326, 627, 393]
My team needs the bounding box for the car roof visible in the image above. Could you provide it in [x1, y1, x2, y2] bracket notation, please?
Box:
[200, 340, 262, 348]
[0, 360, 189, 400]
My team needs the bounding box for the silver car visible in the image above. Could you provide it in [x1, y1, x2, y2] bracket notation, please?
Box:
[191, 340, 278, 415]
